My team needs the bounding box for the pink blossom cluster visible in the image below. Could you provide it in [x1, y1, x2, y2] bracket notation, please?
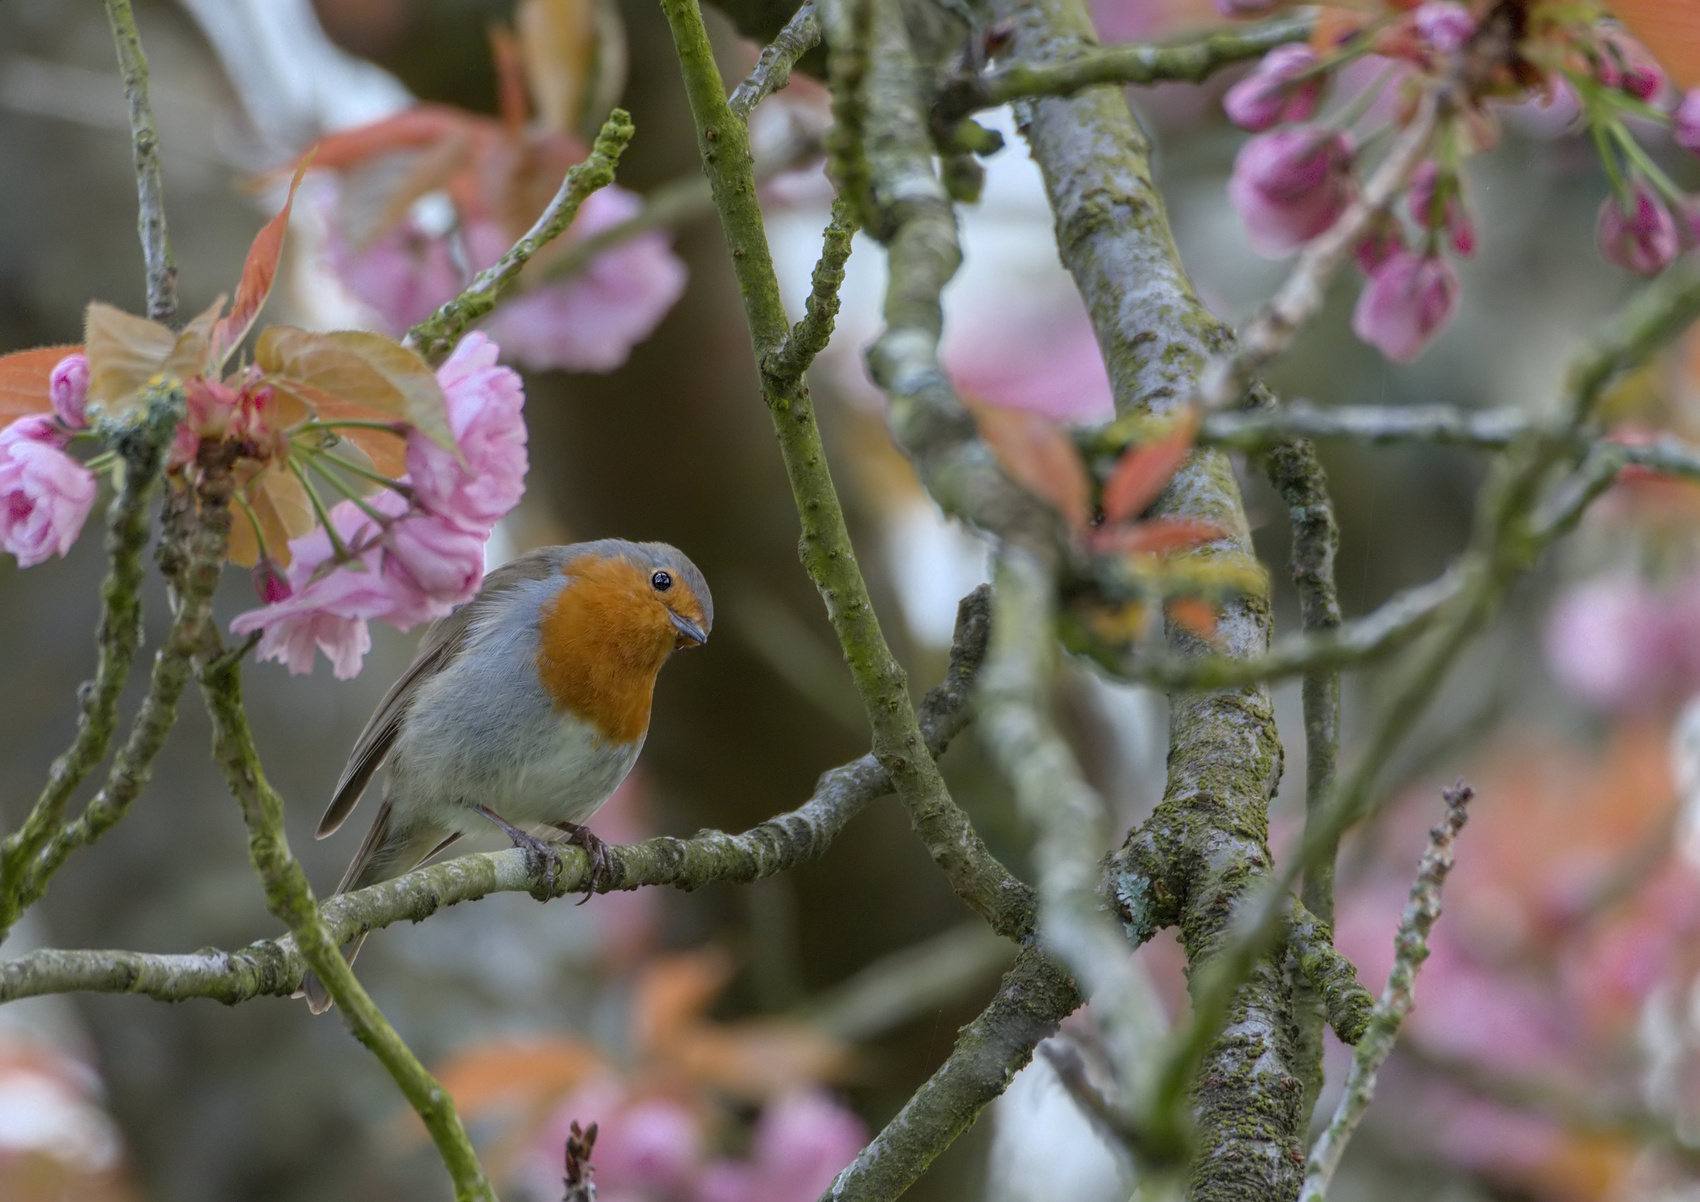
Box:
[522, 1087, 865, 1202]
[1544, 567, 1700, 713]
[1223, 7, 1700, 362]
[230, 332, 527, 679]
[329, 186, 686, 375]
[0, 355, 96, 568]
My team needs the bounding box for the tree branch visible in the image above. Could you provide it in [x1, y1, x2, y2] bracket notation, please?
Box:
[1298, 784, 1473, 1202]
[103, 0, 177, 324]
[820, 947, 1081, 1201]
[659, 0, 1036, 940]
[729, 0, 822, 117]
[0, 587, 994, 1006]
[406, 109, 635, 363]
[939, 12, 1313, 118]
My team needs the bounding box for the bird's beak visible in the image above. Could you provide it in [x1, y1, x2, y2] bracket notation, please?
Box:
[669, 610, 708, 649]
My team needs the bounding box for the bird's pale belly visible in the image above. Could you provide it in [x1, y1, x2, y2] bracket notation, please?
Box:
[389, 701, 644, 837]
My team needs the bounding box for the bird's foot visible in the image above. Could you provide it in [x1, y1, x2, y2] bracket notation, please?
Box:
[474, 805, 561, 900]
[553, 821, 613, 904]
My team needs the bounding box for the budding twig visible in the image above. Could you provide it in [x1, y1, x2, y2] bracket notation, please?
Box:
[103, 0, 177, 324]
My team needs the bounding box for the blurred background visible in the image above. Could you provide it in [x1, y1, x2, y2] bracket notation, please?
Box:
[3, 0, 1700, 1199]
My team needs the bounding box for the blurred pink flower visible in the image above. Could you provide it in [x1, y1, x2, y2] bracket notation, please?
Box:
[1544, 570, 1700, 711]
[485, 188, 689, 373]
[1675, 88, 1700, 153]
[597, 1096, 704, 1195]
[944, 305, 1113, 424]
[1228, 126, 1354, 256]
[1350, 249, 1459, 361]
[328, 215, 462, 334]
[1353, 220, 1406, 274]
[1408, 161, 1476, 256]
[696, 1092, 865, 1202]
[406, 331, 528, 535]
[49, 354, 89, 430]
[1223, 45, 1324, 132]
[1597, 180, 1679, 276]
[0, 415, 96, 568]
[1598, 33, 1665, 102]
[386, 513, 484, 605]
[1213, 0, 1281, 16]
[1414, 2, 1476, 56]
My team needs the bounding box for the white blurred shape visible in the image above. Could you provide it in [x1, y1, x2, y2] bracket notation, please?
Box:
[0, 1066, 123, 1172]
[882, 500, 989, 648]
[176, 0, 411, 149]
[986, 1043, 1132, 1202]
[1674, 693, 1700, 871]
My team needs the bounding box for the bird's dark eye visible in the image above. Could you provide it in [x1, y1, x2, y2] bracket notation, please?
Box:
[651, 570, 673, 592]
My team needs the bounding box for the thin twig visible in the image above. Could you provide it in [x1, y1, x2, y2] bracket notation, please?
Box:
[0, 387, 179, 939]
[1287, 897, 1372, 1044]
[406, 109, 635, 362]
[729, 1, 822, 117]
[1298, 783, 1474, 1202]
[660, 0, 1037, 940]
[938, 12, 1313, 118]
[103, 0, 177, 324]
[768, 199, 856, 382]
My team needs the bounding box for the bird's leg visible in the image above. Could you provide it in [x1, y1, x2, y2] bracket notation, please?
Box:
[473, 804, 560, 899]
[550, 821, 613, 904]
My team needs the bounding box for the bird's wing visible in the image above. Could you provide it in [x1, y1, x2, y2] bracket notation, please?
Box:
[315, 549, 567, 838]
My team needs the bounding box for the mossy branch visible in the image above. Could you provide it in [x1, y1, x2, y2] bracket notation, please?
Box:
[938, 12, 1313, 118]
[0, 389, 178, 937]
[659, 0, 1036, 941]
[729, 0, 822, 116]
[406, 109, 636, 363]
[103, 0, 177, 324]
[0, 589, 993, 1006]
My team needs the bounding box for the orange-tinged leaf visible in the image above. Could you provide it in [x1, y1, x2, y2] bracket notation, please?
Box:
[1310, 5, 1367, 53]
[212, 159, 310, 370]
[295, 107, 477, 173]
[666, 1019, 853, 1102]
[161, 294, 227, 384]
[341, 426, 408, 478]
[1090, 517, 1226, 556]
[632, 948, 733, 1056]
[1166, 596, 1220, 642]
[1607, 0, 1700, 88]
[234, 461, 314, 568]
[435, 1037, 605, 1118]
[84, 302, 176, 415]
[0, 344, 78, 424]
[518, 0, 598, 135]
[491, 25, 531, 134]
[1102, 408, 1199, 526]
[965, 398, 1091, 535]
[257, 326, 453, 451]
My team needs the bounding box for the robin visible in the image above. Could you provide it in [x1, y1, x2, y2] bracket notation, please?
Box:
[299, 539, 711, 1013]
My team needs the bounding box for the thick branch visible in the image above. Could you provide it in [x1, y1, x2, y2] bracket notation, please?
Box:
[659, 0, 1036, 940]
[103, 0, 177, 324]
[406, 109, 635, 362]
[1298, 785, 1473, 1202]
[0, 587, 993, 1006]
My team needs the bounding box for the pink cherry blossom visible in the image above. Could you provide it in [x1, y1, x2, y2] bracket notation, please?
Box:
[385, 513, 484, 606]
[405, 331, 527, 536]
[1414, 2, 1476, 56]
[483, 188, 689, 373]
[0, 415, 96, 568]
[49, 354, 89, 429]
[1222, 45, 1324, 132]
[1408, 161, 1476, 256]
[1351, 249, 1460, 362]
[594, 1097, 702, 1193]
[696, 1092, 865, 1202]
[1597, 181, 1679, 276]
[327, 213, 462, 336]
[1675, 89, 1700, 153]
[230, 491, 457, 679]
[1228, 126, 1354, 256]
[1544, 570, 1700, 711]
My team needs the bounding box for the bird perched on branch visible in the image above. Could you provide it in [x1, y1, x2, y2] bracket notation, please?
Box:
[299, 539, 711, 1013]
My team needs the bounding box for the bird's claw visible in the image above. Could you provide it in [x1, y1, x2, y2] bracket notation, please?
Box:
[515, 831, 561, 899]
[556, 822, 613, 905]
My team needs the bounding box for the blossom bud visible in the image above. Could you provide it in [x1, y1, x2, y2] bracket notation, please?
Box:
[252, 557, 292, 605]
[1597, 181, 1678, 276]
[1414, 2, 1475, 55]
[1351, 249, 1460, 362]
[49, 354, 89, 429]
[1223, 45, 1324, 132]
[1674, 89, 1700, 154]
[1228, 126, 1355, 256]
[1408, 161, 1477, 257]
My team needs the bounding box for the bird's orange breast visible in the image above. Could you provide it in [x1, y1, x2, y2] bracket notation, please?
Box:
[536, 556, 677, 744]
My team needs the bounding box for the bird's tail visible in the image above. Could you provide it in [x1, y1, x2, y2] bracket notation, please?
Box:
[297, 800, 456, 1014]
